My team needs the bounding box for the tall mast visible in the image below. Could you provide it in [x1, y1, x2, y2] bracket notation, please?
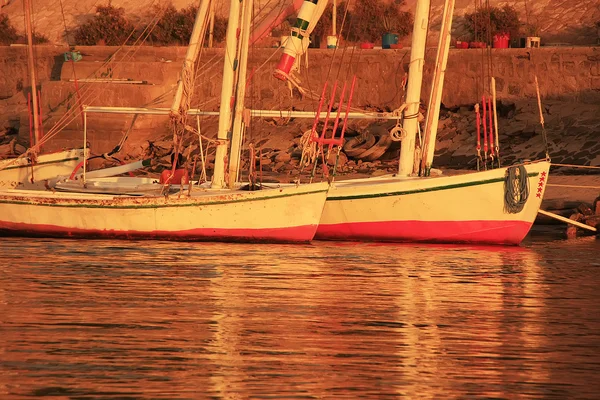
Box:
[170, 0, 211, 117]
[420, 0, 455, 176]
[332, 0, 336, 35]
[227, 0, 253, 187]
[212, 0, 242, 188]
[23, 0, 40, 145]
[398, 0, 430, 176]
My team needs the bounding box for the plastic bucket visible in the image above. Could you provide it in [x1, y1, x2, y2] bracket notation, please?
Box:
[326, 35, 338, 49]
[493, 33, 510, 48]
[382, 33, 399, 49]
[469, 41, 486, 49]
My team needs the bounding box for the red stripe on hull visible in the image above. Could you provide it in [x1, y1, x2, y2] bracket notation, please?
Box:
[0, 221, 318, 243]
[315, 220, 533, 245]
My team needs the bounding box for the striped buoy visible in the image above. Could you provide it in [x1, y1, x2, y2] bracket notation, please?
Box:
[274, 0, 318, 81]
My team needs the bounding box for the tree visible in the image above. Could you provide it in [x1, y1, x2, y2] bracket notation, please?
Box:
[346, 0, 412, 43]
[464, 5, 520, 42]
[0, 13, 18, 45]
[74, 3, 136, 45]
[147, 4, 227, 45]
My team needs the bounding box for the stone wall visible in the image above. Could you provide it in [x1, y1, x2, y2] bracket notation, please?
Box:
[0, 45, 599, 154]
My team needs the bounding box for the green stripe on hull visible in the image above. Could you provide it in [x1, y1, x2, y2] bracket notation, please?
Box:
[328, 172, 539, 201]
[0, 189, 328, 209]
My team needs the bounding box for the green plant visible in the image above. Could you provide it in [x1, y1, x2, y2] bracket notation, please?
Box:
[147, 4, 227, 45]
[352, 0, 411, 42]
[0, 13, 18, 45]
[310, 2, 347, 39]
[31, 32, 50, 44]
[208, 15, 227, 44]
[523, 22, 540, 37]
[149, 4, 179, 44]
[464, 5, 520, 42]
[74, 3, 136, 45]
[0, 14, 47, 45]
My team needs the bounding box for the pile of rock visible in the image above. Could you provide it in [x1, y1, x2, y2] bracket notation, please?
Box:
[0, 127, 25, 157]
[566, 197, 600, 238]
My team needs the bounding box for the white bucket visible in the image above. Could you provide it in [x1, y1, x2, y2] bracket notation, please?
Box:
[326, 35, 338, 49]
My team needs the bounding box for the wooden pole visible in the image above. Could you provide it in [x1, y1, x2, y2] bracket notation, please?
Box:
[23, 0, 40, 146]
[398, 0, 430, 176]
[208, 1, 215, 48]
[212, 0, 242, 188]
[420, 0, 455, 176]
[332, 0, 337, 36]
[491, 77, 500, 166]
[170, 0, 212, 117]
[538, 209, 597, 232]
[227, 0, 253, 188]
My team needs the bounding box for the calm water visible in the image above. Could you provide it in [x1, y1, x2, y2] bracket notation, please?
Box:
[1, 231, 599, 399]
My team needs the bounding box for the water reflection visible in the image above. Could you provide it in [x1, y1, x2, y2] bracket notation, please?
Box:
[0, 237, 598, 398]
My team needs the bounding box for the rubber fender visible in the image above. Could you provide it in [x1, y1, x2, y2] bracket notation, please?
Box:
[343, 131, 376, 157]
[356, 125, 393, 161]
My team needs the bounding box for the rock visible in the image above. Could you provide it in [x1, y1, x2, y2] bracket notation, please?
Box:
[578, 203, 593, 216]
[0, 139, 15, 155]
[326, 151, 347, 166]
[566, 212, 583, 239]
[458, 106, 471, 116]
[371, 169, 388, 177]
[13, 143, 26, 154]
[274, 151, 291, 163]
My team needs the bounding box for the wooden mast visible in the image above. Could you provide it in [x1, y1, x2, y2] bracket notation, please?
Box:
[211, 0, 242, 188]
[398, 0, 430, 176]
[169, 0, 211, 118]
[23, 0, 40, 145]
[227, 0, 253, 187]
[420, 0, 455, 176]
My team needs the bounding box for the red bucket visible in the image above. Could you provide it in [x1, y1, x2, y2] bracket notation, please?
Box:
[493, 33, 510, 49]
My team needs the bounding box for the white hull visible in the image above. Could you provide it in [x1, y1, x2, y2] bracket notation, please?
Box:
[0, 182, 329, 243]
[316, 161, 551, 245]
[0, 149, 86, 188]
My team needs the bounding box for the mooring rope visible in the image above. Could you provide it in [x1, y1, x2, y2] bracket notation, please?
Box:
[551, 163, 600, 170]
[504, 165, 529, 214]
[547, 184, 600, 190]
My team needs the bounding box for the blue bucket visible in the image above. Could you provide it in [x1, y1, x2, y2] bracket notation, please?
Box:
[382, 33, 398, 49]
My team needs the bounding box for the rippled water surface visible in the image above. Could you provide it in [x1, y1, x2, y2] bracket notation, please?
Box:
[1, 232, 599, 399]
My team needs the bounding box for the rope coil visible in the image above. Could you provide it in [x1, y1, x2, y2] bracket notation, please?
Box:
[504, 165, 529, 214]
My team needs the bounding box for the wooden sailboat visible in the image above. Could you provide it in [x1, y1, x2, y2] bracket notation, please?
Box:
[0, 0, 328, 242]
[276, 0, 550, 245]
[0, 0, 85, 188]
